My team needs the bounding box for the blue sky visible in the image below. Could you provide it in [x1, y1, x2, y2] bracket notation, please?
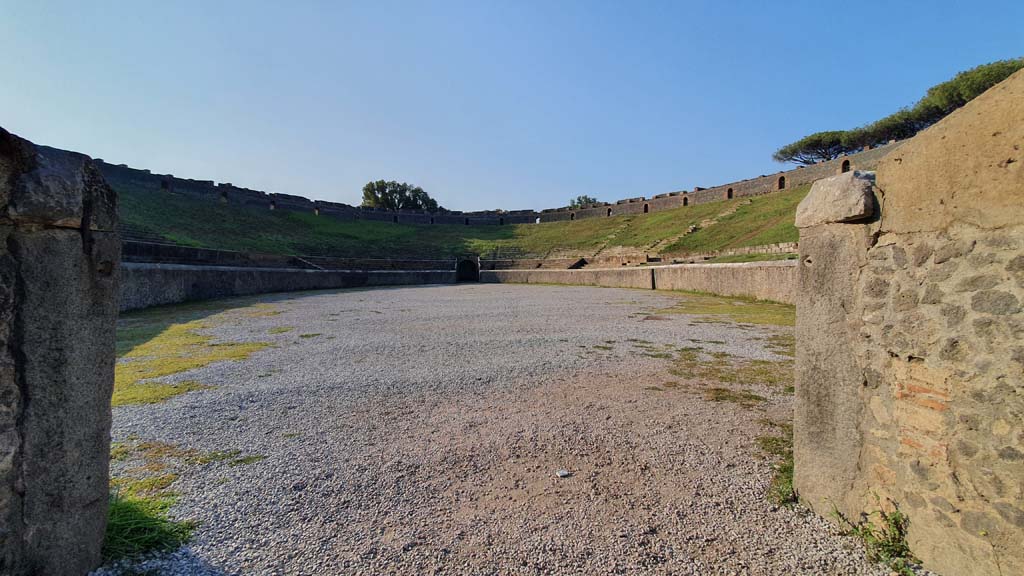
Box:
[2, 1, 1021, 211]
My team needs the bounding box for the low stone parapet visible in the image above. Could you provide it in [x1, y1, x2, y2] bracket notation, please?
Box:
[120, 263, 456, 311]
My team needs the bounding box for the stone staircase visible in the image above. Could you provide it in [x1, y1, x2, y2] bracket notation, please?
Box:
[644, 199, 753, 255]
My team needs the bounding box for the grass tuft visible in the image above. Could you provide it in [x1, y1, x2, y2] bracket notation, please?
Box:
[103, 492, 194, 561]
[703, 387, 767, 407]
[757, 420, 796, 505]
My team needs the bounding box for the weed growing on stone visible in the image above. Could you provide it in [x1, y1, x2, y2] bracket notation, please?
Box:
[268, 326, 294, 334]
[834, 500, 918, 576]
[299, 333, 322, 339]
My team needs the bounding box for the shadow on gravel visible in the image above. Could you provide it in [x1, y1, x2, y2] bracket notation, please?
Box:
[93, 547, 229, 576]
[117, 285, 448, 356]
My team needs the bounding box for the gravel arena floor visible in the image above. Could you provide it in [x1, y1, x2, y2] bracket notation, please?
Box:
[96, 284, 898, 576]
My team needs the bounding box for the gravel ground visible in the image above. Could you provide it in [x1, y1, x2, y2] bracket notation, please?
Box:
[96, 284, 897, 576]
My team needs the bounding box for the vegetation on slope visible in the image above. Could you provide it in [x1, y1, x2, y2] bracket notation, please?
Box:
[774, 58, 1023, 164]
[119, 182, 809, 259]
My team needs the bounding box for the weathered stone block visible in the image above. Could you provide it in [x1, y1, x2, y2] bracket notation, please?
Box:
[794, 170, 875, 228]
[0, 128, 119, 576]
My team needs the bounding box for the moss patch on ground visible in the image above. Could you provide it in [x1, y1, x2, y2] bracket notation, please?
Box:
[668, 347, 793, 392]
[658, 291, 796, 326]
[115, 301, 272, 406]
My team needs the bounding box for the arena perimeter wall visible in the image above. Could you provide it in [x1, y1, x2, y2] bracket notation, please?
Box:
[120, 263, 456, 311]
[480, 260, 797, 304]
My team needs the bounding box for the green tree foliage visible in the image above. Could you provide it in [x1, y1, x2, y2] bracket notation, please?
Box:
[361, 180, 445, 212]
[568, 195, 599, 208]
[774, 58, 1023, 165]
[772, 131, 847, 164]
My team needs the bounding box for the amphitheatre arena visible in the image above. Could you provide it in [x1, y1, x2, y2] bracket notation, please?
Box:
[1, 10, 1022, 576]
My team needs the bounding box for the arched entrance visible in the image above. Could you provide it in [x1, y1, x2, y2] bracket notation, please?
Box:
[777, 176, 786, 190]
[456, 258, 479, 282]
[841, 159, 851, 173]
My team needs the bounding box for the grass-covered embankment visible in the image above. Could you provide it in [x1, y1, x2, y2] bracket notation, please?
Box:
[118, 183, 810, 259]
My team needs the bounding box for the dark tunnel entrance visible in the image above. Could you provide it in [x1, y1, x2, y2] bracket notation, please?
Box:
[456, 259, 479, 282]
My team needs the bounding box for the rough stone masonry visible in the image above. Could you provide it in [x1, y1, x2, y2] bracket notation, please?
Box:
[0, 128, 120, 575]
[794, 69, 1023, 576]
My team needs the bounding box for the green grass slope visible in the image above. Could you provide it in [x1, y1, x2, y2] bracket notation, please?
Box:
[118, 183, 809, 259]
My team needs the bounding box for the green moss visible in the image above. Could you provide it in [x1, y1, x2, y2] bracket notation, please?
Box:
[298, 333, 322, 339]
[268, 326, 294, 334]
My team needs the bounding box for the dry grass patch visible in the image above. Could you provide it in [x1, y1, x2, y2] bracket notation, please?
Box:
[658, 291, 795, 326]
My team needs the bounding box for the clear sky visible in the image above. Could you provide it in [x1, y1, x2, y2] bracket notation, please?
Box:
[2, 1, 1021, 211]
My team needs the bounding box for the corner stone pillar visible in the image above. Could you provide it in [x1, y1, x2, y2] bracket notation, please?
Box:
[792, 171, 877, 515]
[0, 128, 120, 575]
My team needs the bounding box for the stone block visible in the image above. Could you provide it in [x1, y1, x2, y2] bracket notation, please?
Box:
[794, 170, 875, 228]
[0, 127, 119, 576]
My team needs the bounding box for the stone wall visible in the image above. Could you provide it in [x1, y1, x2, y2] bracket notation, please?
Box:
[123, 240, 453, 271]
[654, 261, 796, 304]
[0, 129, 119, 575]
[481, 261, 797, 304]
[793, 70, 1024, 576]
[101, 140, 898, 241]
[480, 267, 655, 290]
[120, 263, 456, 311]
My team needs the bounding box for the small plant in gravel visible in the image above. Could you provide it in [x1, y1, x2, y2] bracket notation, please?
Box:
[703, 387, 766, 407]
[228, 455, 266, 467]
[834, 499, 919, 576]
[268, 326, 294, 334]
[299, 333, 322, 339]
[757, 421, 796, 505]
